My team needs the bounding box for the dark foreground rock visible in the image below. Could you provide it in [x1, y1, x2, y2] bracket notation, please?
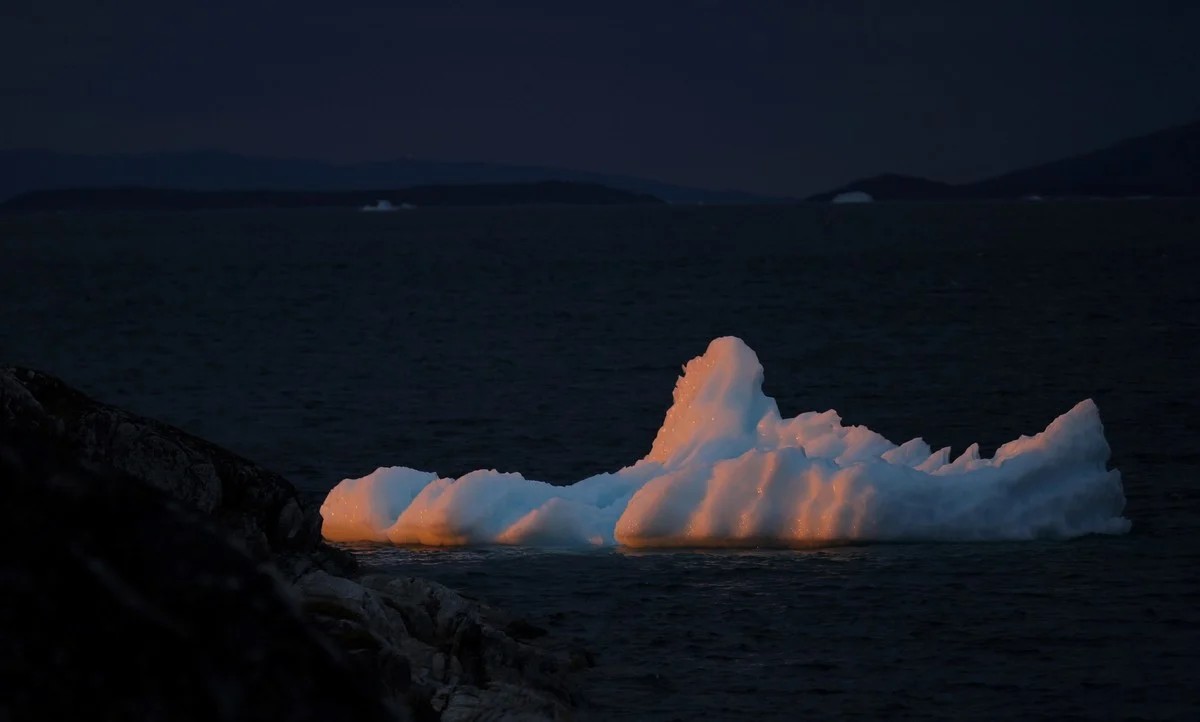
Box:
[299, 572, 586, 720]
[0, 366, 336, 571]
[0, 367, 588, 721]
[0, 430, 398, 722]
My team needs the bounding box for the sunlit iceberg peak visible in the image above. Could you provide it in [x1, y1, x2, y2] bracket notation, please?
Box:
[321, 337, 1129, 547]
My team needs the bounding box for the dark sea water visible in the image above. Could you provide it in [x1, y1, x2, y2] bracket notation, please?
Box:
[2, 202, 1198, 719]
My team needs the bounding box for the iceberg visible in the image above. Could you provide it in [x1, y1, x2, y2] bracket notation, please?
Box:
[361, 200, 415, 212]
[321, 337, 1130, 547]
[831, 190, 874, 203]
[361, 200, 396, 212]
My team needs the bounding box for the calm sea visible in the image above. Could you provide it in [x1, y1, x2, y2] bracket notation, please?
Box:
[2, 202, 1198, 719]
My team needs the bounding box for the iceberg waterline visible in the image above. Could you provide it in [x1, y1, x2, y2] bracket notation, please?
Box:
[321, 337, 1130, 547]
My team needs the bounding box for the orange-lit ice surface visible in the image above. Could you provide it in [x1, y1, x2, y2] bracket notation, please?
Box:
[321, 337, 1130, 547]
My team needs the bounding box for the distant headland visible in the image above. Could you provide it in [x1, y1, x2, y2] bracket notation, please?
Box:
[808, 119, 1200, 202]
[0, 181, 663, 212]
[0, 150, 780, 206]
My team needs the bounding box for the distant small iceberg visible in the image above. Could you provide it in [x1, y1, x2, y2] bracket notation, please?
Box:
[361, 200, 416, 212]
[831, 190, 873, 204]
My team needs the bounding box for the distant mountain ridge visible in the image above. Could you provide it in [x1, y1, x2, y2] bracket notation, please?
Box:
[0, 149, 782, 205]
[0, 182, 661, 211]
[809, 118, 1200, 201]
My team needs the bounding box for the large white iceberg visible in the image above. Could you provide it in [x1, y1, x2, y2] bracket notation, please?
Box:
[321, 337, 1129, 547]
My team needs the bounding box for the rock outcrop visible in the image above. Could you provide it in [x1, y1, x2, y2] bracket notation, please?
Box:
[1, 366, 335, 570]
[0, 366, 588, 721]
[0, 429, 398, 722]
[299, 572, 583, 721]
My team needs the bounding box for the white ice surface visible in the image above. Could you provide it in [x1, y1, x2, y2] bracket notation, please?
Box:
[321, 337, 1129, 547]
[361, 200, 397, 211]
[831, 191, 874, 203]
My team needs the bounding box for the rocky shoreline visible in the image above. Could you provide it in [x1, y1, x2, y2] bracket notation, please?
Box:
[1, 366, 590, 721]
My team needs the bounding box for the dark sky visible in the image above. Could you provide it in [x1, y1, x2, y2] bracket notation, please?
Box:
[4, 0, 1199, 196]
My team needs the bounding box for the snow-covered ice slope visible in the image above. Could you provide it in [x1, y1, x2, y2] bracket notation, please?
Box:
[321, 337, 1129, 547]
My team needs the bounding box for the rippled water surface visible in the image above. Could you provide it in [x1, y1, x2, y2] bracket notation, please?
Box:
[352, 539, 1198, 720]
[2, 202, 1198, 718]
